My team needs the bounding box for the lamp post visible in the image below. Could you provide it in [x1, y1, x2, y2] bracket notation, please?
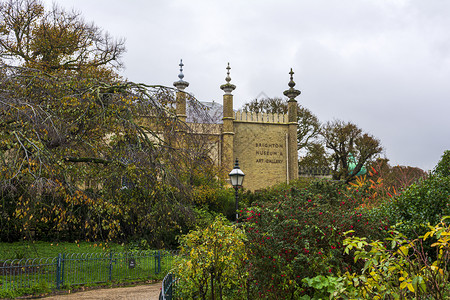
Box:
[229, 158, 245, 221]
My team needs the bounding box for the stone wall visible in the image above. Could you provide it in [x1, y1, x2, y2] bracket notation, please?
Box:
[234, 121, 289, 191]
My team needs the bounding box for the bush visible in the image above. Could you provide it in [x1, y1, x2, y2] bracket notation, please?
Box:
[174, 215, 248, 299]
[375, 151, 450, 241]
[338, 217, 450, 299]
[243, 179, 389, 298]
[241, 177, 313, 206]
[434, 150, 450, 177]
[381, 176, 450, 239]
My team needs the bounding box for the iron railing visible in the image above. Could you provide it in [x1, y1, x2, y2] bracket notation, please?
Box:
[299, 166, 332, 177]
[0, 250, 178, 293]
[159, 272, 178, 300]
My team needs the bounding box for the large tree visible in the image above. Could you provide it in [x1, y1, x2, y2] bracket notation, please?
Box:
[321, 120, 382, 182]
[0, 0, 125, 72]
[298, 142, 330, 170]
[0, 0, 219, 245]
[0, 63, 218, 244]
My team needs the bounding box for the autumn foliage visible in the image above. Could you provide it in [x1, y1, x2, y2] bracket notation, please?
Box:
[0, 0, 228, 245]
[242, 179, 390, 298]
[175, 216, 248, 299]
[0, 63, 224, 245]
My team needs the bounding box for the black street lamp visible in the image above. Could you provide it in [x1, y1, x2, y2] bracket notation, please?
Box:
[228, 158, 245, 221]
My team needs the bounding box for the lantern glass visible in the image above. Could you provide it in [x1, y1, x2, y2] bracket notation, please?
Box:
[228, 159, 245, 187]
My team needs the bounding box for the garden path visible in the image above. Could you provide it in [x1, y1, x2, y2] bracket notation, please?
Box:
[41, 282, 161, 300]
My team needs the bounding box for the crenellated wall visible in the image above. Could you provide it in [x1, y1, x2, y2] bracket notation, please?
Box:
[234, 111, 288, 124]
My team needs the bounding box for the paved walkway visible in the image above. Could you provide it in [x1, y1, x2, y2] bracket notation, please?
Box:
[41, 283, 161, 300]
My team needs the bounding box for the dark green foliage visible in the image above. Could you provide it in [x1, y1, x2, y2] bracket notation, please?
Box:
[298, 142, 330, 170]
[434, 150, 450, 177]
[374, 151, 450, 240]
[307, 180, 346, 206]
[380, 175, 450, 239]
[241, 177, 313, 205]
[243, 179, 389, 298]
[0, 194, 22, 242]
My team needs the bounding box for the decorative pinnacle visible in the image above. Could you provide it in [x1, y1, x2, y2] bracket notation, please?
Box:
[283, 68, 301, 100]
[226, 63, 232, 83]
[173, 59, 189, 91]
[288, 68, 295, 88]
[178, 59, 185, 80]
[220, 62, 236, 94]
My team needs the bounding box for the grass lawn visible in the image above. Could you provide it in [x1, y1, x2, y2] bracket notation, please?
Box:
[0, 241, 176, 299]
[0, 241, 126, 260]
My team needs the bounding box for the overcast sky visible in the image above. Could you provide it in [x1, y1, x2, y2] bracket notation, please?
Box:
[43, 0, 450, 171]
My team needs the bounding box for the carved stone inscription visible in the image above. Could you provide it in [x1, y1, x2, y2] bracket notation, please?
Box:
[255, 142, 284, 164]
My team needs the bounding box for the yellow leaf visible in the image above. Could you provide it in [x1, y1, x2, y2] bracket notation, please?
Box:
[398, 245, 408, 256]
[423, 231, 432, 240]
[400, 281, 407, 289]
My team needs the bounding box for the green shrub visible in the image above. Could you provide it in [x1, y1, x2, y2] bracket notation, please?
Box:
[241, 177, 313, 205]
[338, 217, 450, 299]
[301, 275, 345, 300]
[174, 215, 248, 299]
[372, 151, 450, 242]
[434, 150, 450, 177]
[381, 176, 450, 239]
[243, 179, 389, 298]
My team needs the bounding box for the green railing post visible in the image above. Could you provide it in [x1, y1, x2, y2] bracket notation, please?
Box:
[168, 273, 173, 300]
[61, 253, 65, 287]
[109, 251, 113, 281]
[157, 250, 161, 274]
[56, 253, 61, 290]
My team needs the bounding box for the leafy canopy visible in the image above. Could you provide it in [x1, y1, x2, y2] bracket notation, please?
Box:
[0, 0, 223, 245]
[0, 0, 125, 72]
[321, 120, 382, 183]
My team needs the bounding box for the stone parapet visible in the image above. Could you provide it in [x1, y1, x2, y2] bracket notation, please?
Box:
[234, 111, 288, 124]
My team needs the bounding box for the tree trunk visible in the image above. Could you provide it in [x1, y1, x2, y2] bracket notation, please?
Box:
[211, 272, 215, 300]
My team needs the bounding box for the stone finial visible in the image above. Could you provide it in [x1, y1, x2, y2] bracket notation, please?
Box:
[225, 63, 231, 83]
[283, 68, 301, 100]
[220, 62, 236, 94]
[178, 59, 185, 80]
[173, 59, 189, 91]
[288, 68, 295, 88]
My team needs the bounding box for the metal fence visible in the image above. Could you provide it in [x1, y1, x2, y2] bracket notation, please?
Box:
[0, 250, 177, 293]
[159, 272, 178, 300]
[299, 166, 332, 177]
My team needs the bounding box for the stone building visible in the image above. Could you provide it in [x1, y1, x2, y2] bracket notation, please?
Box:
[173, 61, 301, 191]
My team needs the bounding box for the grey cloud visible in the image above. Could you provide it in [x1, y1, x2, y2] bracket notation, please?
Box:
[42, 0, 450, 170]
